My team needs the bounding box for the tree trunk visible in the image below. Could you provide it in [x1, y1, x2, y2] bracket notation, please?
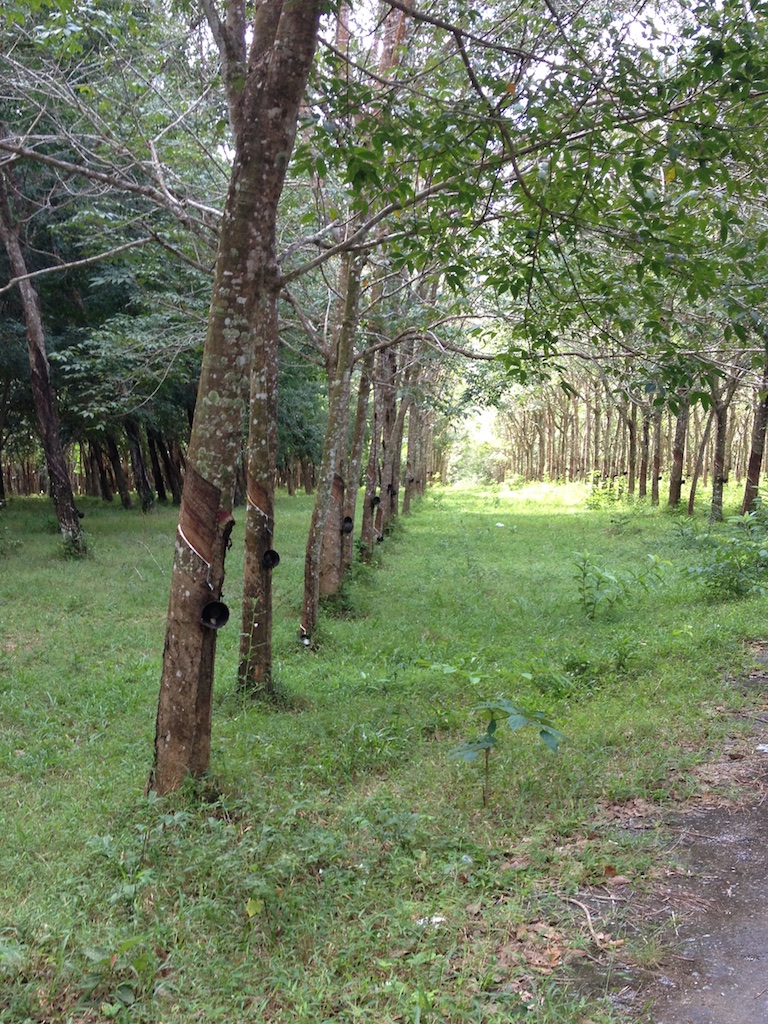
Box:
[708, 374, 743, 522]
[360, 383, 382, 559]
[0, 172, 85, 553]
[238, 283, 279, 693]
[301, 254, 363, 640]
[376, 347, 400, 534]
[147, 429, 169, 503]
[125, 418, 155, 512]
[638, 409, 650, 498]
[90, 439, 114, 502]
[342, 350, 374, 572]
[155, 430, 183, 505]
[668, 399, 689, 507]
[651, 408, 663, 505]
[627, 401, 637, 495]
[742, 362, 768, 513]
[151, 0, 322, 792]
[402, 400, 420, 514]
[106, 433, 133, 509]
[687, 409, 715, 516]
[381, 391, 411, 524]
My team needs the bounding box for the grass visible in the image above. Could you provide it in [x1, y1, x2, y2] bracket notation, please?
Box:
[1, 482, 767, 1022]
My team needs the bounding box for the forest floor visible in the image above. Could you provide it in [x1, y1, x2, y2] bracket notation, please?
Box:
[571, 645, 768, 1024]
[6, 486, 768, 1022]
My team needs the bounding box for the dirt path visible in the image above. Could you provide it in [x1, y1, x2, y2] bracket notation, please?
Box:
[568, 649, 768, 1023]
[647, 801, 768, 1024]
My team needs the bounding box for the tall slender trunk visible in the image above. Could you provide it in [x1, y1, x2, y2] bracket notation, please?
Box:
[627, 401, 637, 495]
[238, 283, 280, 692]
[376, 347, 400, 533]
[668, 399, 689, 507]
[638, 409, 650, 498]
[301, 254, 363, 640]
[151, 0, 322, 792]
[742, 360, 768, 513]
[147, 429, 169, 503]
[106, 433, 133, 509]
[360, 384, 382, 559]
[710, 402, 728, 522]
[90, 439, 114, 502]
[0, 173, 85, 553]
[343, 349, 374, 571]
[687, 409, 714, 516]
[651, 408, 663, 505]
[402, 400, 421, 514]
[154, 430, 183, 505]
[125, 418, 155, 511]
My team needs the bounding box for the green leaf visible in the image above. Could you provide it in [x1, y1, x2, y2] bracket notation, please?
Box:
[539, 729, 562, 753]
[245, 897, 265, 918]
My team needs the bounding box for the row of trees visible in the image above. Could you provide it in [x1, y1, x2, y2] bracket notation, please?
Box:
[3, 0, 768, 791]
[456, 359, 768, 520]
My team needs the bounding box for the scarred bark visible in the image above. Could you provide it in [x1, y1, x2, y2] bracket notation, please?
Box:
[151, 0, 322, 793]
[238, 284, 279, 692]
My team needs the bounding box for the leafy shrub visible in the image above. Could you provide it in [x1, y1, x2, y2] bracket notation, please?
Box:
[573, 551, 665, 618]
[451, 698, 564, 806]
[688, 510, 768, 599]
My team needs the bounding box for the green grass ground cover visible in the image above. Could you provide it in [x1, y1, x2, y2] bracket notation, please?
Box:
[1, 483, 766, 1022]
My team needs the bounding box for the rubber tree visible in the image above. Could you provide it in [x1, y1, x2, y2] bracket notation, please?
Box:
[300, 251, 365, 641]
[151, 0, 322, 795]
[710, 370, 744, 522]
[0, 170, 86, 553]
[742, 355, 768, 514]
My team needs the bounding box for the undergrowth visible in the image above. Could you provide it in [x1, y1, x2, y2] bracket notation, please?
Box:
[0, 484, 765, 1022]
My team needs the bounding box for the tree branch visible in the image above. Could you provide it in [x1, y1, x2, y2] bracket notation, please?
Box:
[0, 237, 153, 297]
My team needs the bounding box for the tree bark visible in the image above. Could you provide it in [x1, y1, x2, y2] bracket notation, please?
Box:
[151, 0, 322, 792]
[710, 402, 728, 521]
[376, 346, 399, 533]
[742, 360, 768, 514]
[0, 172, 85, 553]
[342, 349, 374, 571]
[668, 399, 689, 507]
[147, 429, 169, 503]
[651, 407, 663, 505]
[106, 433, 133, 509]
[687, 409, 714, 516]
[125, 418, 155, 512]
[638, 408, 650, 498]
[90, 438, 114, 502]
[360, 380, 382, 559]
[154, 430, 183, 505]
[301, 254, 363, 639]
